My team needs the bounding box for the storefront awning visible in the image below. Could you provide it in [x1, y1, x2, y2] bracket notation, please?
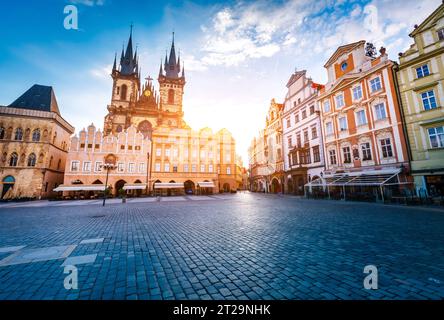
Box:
[53, 184, 105, 192]
[154, 182, 184, 189]
[123, 183, 147, 190]
[305, 169, 404, 188]
[197, 182, 215, 188]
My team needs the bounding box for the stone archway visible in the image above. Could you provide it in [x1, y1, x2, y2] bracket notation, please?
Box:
[223, 183, 230, 193]
[271, 178, 281, 194]
[184, 180, 195, 195]
[1, 176, 15, 199]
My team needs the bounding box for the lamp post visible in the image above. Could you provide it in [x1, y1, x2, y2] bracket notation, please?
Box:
[146, 152, 150, 196]
[101, 163, 116, 207]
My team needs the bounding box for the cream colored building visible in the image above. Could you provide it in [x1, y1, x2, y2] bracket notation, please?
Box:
[0, 85, 74, 199]
[248, 99, 284, 193]
[59, 124, 151, 197]
[398, 3, 444, 197]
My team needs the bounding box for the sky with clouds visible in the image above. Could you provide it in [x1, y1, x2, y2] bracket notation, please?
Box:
[0, 0, 441, 164]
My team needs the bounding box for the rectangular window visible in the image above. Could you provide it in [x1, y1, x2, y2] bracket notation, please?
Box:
[326, 122, 334, 135]
[302, 109, 307, 119]
[288, 136, 293, 148]
[339, 117, 348, 131]
[428, 126, 444, 148]
[209, 164, 214, 172]
[356, 110, 367, 126]
[117, 162, 125, 173]
[329, 150, 337, 165]
[295, 114, 299, 123]
[83, 161, 91, 172]
[165, 149, 170, 157]
[313, 146, 320, 163]
[155, 163, 161, 172]
[353, 86, 363, 100]
[416, 65, 430, 78]
[370, 77, 382, 92]
[225, 154, 231, 162]
[164, 163, 170, 172]
[421, 90, 438, 110]
[335, 94, 345, 109]
[139, 163, 146, 173]
[324, 100, 331, 112]
[286, 118, 291, 128]
[291, 152, 298, 166]
[361, 143, 372, 161]
[303, 130, 309, 143]
[343, 147, 352, 164]
[226, 167, 231, 175]
[380, 138, 393, 158]
[311, 126, 318, 139]
[200, 150, 206, 159]
[296, 134, 301, 147]
[173, 165, 178, 173]
[200, 164, 205, 172]
[71, 161, 80, 172]
[173, 148, 178, 157]
[191, 164, 197, 172]
[128, 163, 135, 173]
[438, 28, 444, 41]
[374, 103, 387, 120]
[156, 148, 161, 157]
[304, 149, 311, 164]
[309, 105, 315, 115]
[94, 161, 102, 172]
[184, 164, 189, 172]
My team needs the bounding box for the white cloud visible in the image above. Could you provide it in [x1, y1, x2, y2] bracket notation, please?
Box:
[90, 64, 112, 79]
[69, 0, 105, 6]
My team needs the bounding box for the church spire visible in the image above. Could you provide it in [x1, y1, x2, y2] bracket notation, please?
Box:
[112, 52, 117, 72]
[159, 59, 164, 77]
[120, 25, 138, 76]
[165, 32, 180, 78]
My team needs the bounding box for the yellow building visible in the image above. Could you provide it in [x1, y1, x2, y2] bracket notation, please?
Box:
[0, 85, 74, 199]
[398, 3, 444, 197]
[102, 31, 238, 194]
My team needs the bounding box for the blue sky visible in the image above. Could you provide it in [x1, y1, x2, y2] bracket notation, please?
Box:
[0, 0, 441, 164]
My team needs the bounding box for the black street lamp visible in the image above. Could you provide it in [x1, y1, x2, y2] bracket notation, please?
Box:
[101, 163, 116, 207]
[146, 152, 150, 196]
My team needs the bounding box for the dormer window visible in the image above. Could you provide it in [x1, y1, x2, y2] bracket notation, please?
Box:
[341, 62, 348, 71]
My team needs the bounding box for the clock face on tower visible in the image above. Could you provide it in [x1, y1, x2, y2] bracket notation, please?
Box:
[144, 89, 151, 97]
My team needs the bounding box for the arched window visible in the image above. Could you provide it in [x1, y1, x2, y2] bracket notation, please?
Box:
[0, 127, 5, 139]
[28, 153, 37, 167]
[121, 84, 128, 100]
[14, 128, 23, 140]
[32, 129, 41, 142]
[168, 89, 175, 104]
[9, 153, 18, 166]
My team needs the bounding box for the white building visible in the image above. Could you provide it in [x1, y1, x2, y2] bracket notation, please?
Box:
[282, 70, 325, 195]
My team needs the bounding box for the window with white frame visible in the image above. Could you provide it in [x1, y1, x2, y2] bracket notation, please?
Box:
[343, 146, 352, 163]
[94, 161, 103, 172]
[200, 150, 206, 159]
[128, 163, 135, 173]
[117, 162, 125, 172]
[356, 110, 367, 126]
[165, 149, 170, 157]
[361, 142, 372, 161]
[139, 163, 146, 173]
[326, 122, 334, 135]
[286, 118, 291, 128]
[428, 126, 444, 148]
[226, 167, 231, 175]
[421, 90, 438, 110]
[200, 164, 205, 172]
[370, 77, 382, 92]
[225, 154, 231, 162]
[191, 164, 197, 172]
[155, 163, 161, 172]
[352, 86, 363, 100]
[295, 114, 299, 123]
[329, 149, 337, 165]
[156, 148, 161, 157]
[380, 138, 393, 158]
[164, 163, 170, 172]
[339, 117, 348, 131]
[83, 161, 91, 172]
[288, 136, 293, 148]
[324, 100, 331, 112]
[416, 64, 430, 78]
[374, 103, 387, 120]
[71, 161, 80, 172]
[184, 164, 189, 172]
[209, 164, 214, 172]
[335, 94, 345, 109]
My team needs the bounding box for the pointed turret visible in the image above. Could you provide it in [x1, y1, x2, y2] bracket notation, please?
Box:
[165, 32, 180, 78]
[112, 53, 117, 73]
[158, 60, 164, 77]
[120, 26, 138, 76]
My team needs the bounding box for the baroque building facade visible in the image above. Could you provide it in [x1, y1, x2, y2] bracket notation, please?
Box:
[282, 70, 325, 195]
[313, 41, 410, 198]
[248, 99, 284, 193]
[0, 85, 74, 199]
[397, 3, 444, 197]
[102, 31, 238, 194]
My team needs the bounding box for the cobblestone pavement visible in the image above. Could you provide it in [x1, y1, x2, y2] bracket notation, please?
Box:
[0, 193, 443, 300]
